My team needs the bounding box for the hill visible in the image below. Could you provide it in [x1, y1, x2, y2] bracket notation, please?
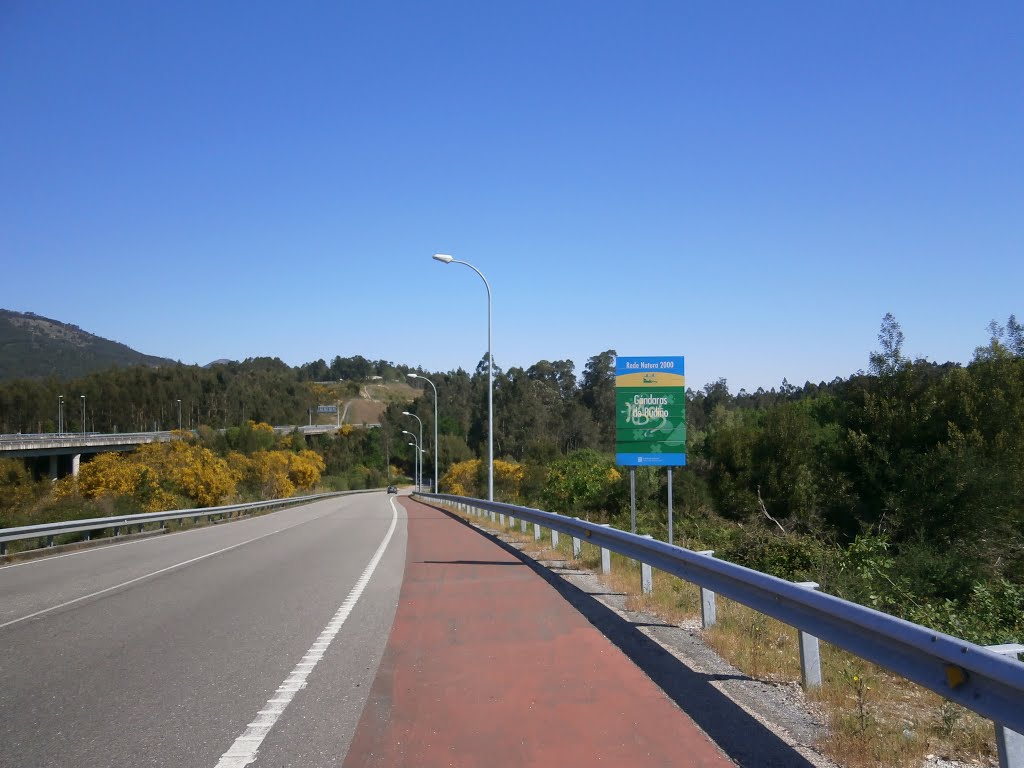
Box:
[0, 309, 175, 381]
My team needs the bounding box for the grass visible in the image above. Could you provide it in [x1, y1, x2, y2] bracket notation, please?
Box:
[435, 500, 1001, 768]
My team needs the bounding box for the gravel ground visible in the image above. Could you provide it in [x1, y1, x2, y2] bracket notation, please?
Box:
[456, 515, 984, 768]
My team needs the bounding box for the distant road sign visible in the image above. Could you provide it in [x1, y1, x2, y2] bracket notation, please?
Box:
[615, 356, 686, 467]
[317, 405, 338, 414]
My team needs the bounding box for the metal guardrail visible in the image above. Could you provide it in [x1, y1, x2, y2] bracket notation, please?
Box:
[0, 489, 382, 556]
[418, 492, 1024, 743]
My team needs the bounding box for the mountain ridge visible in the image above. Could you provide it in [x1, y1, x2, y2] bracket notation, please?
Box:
[0, 309, 177, 381]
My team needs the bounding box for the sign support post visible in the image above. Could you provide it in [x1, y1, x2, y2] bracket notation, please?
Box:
[667, 468, 673, 545]
[630, 468, 636, 534]
[615, 355, 686, 541]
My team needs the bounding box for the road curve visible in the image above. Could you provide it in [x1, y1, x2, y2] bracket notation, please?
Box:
[0, 492, 407, 768]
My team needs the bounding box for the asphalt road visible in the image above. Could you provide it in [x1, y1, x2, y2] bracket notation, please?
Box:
[0, 491, 407, 768]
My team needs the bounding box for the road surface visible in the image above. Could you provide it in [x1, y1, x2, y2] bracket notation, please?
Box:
[1, 493, 744, 767]
[0, 492, 406, 767]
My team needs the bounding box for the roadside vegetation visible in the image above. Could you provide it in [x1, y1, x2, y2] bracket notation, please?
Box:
[432, 315, 1024, 649]
[0, 314, 1021, 764]
[440, 500, 1000, 768]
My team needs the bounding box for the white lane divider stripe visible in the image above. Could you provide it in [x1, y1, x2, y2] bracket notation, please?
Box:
[214, 498, 400, 768]
[0, 527, 290, 631]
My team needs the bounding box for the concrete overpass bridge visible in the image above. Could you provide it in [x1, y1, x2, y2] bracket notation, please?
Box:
[0, 431, 177, 479]
[0, 424, 345, 479]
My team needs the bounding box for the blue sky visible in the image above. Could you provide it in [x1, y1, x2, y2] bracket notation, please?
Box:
[2, 2, 1021, 392]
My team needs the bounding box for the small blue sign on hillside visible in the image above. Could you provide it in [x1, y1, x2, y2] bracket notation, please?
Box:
[317, 405, 338, 414]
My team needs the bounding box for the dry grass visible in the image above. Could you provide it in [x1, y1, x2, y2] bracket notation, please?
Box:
[432, 502, 1000, 768]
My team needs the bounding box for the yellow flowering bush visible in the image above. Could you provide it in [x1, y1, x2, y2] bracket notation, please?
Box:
[441, 459, 481, 496]
[493, 459, 525, 502]
[75, 452, 148, 499]
[250, 451, 295, 498]
[164, 443, 236, 507]
[288, 450, 325, 490]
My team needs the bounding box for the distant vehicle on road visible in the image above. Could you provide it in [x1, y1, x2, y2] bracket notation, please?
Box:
[387, 485, 398, 494]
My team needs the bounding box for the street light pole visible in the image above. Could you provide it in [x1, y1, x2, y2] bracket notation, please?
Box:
[402, 411, 424, 490]
[402, 431, 420, 490]
[81, 395, 85, 434]
[58, 395, 63, 434]
[407, 373, 439, 492]
[406, 442, 421, 491]
[177, 399, 182, 430]
[432, 253, 494, 501]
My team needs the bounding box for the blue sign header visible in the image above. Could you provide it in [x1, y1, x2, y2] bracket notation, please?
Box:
[615, 356, 685, 377]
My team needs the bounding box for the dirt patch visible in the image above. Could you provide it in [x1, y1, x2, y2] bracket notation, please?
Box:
[345, 399, 386, 425]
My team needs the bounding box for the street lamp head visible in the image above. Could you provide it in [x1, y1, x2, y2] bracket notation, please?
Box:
[407, 373, 419, 380]
[402, 410, 411, 416]
[432, 253, 454, 264]
[402, 430, 413, 436]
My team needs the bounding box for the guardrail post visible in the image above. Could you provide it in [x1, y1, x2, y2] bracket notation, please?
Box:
[534, 523, 541, 542]
[572, 518, 583, 558]
[46, 535, 54, 547]
[989, 644, 1024, 768]
[600, 524, 612, 575]
[551, 530, 559, 549]
[499, 513, 506, 527]
[698, 550, 717, 628]
[0, 541, 6, 556]
[796, 581, 823, 690]
[509, 515, 515, 528]
[641, 535, 654, 595]
[521, 519, 527, 534]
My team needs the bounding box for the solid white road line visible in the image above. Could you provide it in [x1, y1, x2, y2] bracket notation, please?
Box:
[0, 496, 350, 571]
[0, 527, 294, 630]
[214, 497, 400, 768]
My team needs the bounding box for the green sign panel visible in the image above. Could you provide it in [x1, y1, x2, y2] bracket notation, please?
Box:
[615, 356, 686, 466]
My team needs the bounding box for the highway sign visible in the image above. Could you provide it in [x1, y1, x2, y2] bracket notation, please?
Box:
[615, 356, 686, 466]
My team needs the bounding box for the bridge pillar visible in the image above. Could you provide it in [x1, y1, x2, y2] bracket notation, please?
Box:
[71, 453, 81, 477]
[49, 455, 58, 482]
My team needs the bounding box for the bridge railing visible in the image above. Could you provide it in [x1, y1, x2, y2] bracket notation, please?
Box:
[0, 489, 380, 556]
[417, 492, 1024, 757]
[0, 431, 176, 447]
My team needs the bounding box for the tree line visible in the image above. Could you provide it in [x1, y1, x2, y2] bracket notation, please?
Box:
[1, 317, 1022, 641]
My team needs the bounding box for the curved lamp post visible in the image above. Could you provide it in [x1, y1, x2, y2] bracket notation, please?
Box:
[407, 373, 438, 492]
[432, 253, 493, 501]
[407, 442, 425, 492]
[402, 410, 424, 490]
[402, 430, 420, 491]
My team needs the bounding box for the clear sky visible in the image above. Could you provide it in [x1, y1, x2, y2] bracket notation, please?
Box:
[2, 2, 1021, 393]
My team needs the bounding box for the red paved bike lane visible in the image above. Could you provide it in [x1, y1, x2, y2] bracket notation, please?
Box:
[342, 498, 733, 767]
